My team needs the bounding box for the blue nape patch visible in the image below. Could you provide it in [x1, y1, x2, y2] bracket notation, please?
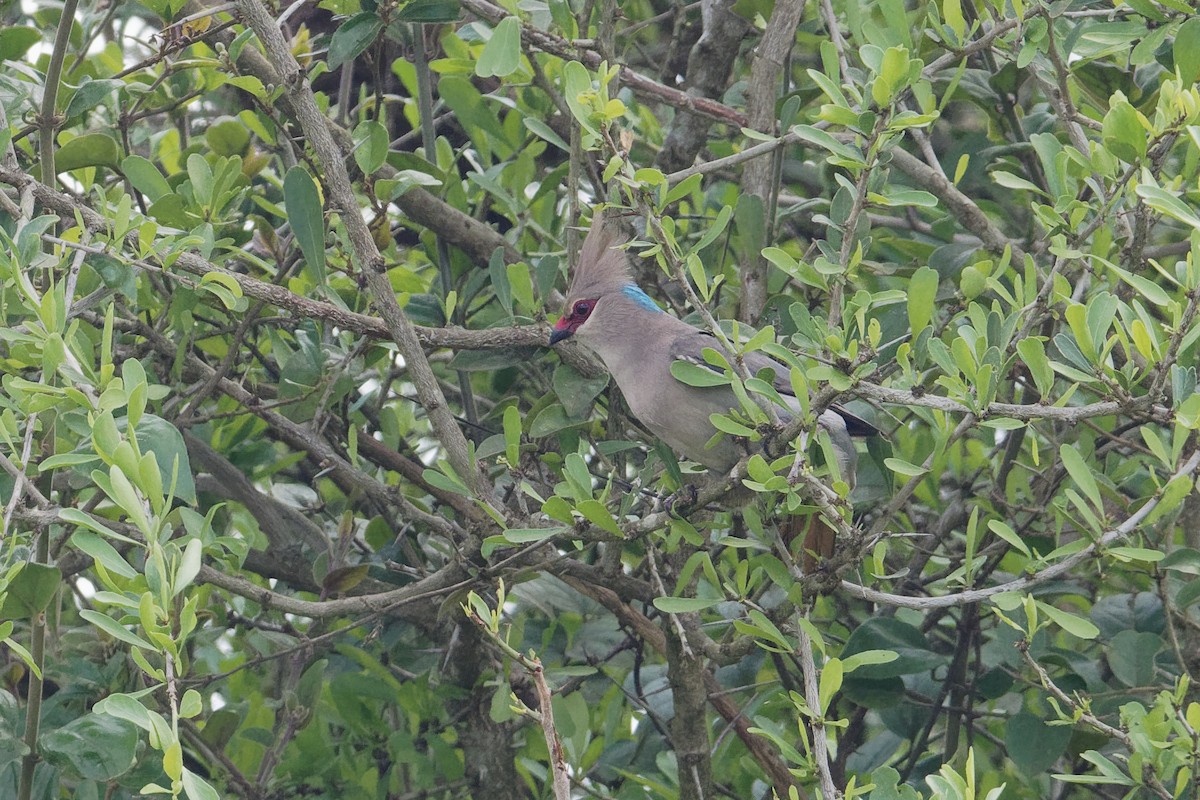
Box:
[622, 284, 664, 313]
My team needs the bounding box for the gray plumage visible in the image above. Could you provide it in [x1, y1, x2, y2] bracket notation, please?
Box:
[550, 214, 869, 483]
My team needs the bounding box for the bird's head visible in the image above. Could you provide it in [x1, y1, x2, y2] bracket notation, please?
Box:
[549, 296, 598, 345]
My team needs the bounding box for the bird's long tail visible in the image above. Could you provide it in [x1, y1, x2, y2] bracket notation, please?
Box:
[785, 514, 837, 573]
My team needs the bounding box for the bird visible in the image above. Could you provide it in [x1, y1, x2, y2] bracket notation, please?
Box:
[548, 211, 876, 566]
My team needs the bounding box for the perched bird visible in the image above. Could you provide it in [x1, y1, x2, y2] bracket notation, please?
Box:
[549, 212, 875, 565]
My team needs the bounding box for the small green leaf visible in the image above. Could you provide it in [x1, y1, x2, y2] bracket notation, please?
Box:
[501, 527, 570, 543]
[352, 119, 389, 175]
[563, 60, 598, 138]
[1101, 92, 1146, 163]
[502, 405, 521, 465]
[182, 768, 220, 800]
[0, 563, 61, 619]
[652, 597, 720, 613]
[56, 133, 120, 172]
[1016, 338, 1054, 398]
[394, 0, 462, 21]
[907, 266, 938, 336]
[1059, 444, 1103, 511]
[818, 657, 843, 714]
[204, 117, 250, 157]
[328, 12, 383, 70]
[1036, 601, 1100, 640]
[576, 499, 622, 536]
[476, 16, 522, 78]
[710, 413, 756, 437]
[71, 531, 137, 579]
[671, 360, 729, 387]
[884, 457, 928, 477]
[1174, 17, 1200, 84]
[1136, 185, 1200, 232]
[1106, 546, 1165, 563]
[79, 609, 155, 650]
[121, 156, 171, 202]
[65, 78, 123, 120]
[284, 166, 326, 281]
[942, 0, 965, 40]
[987, 519, 1030, 557]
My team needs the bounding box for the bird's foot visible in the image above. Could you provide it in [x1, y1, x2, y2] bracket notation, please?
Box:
[663, 484, 700, 519]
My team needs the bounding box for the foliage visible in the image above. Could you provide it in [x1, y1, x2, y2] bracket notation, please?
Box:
[0, 0, 1199, 798]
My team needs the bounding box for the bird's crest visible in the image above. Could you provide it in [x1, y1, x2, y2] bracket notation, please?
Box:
[568, 212, 634, 298]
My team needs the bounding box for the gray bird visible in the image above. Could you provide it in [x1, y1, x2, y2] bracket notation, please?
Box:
[549, 212, 875, 564]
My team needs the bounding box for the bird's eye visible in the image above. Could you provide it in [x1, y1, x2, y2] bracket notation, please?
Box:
[572, 301, 593, 318]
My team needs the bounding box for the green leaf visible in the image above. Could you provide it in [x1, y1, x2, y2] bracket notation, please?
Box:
[523, 118, 569, 152]
[182, 767, 221, 800]
[562, 61, 598, 138]
[328, 12, 383, 70]
[868, 188, 938, 208]
[841, 649, 899, 674]
[174, 537, 203, 595]
[529, 404, 578, 437]
[352, 119, 389, 175]
[0, 26, 40, 60]
[0, 563, 61, 619]
[710, 413, 756, 438]
[733, 609, 793, 652]
[670, 360, 729, 387]
[576, 499, 622, 536]
[987, 519, 1031, 557]
[694, 205, 733, 251]
[94, 693, 153, 732]
[1174, 17, 1200, 84]
[59, 508, 141, 545]
[1106, 546, 1165, 563]
[1106, 630, 1161, 686]
[991, 170, 1043, 193]
[205, 117, 250, 157]
[907, 266, 938, 336]
[506, 262, 534, 310]
[422, 467, 471, 497]
[502, 404, 521, 464]
[652, 597, 720, 613]
[501, 527, 570, 543]
[476, 16, 522, 78]
[121, 156, 172, 203]
[1059, 444, 1103, 512]
[394, 0, 462, 21]
[132, 415, 195, 505]
[64, 78, 123, 120]
[284, 166, 326, 281]
[70, 531, 137, 579]
[791, 124, 866, 166]
[1136, 184, 1200, 232]
[818, 657, 843, 714]
[79, 610, 155, 650]
[56, 132, 120, 172]
[1036, 602, 1100, 639]
[1004, 712, 1071, 776]
[841, 618, 942, 678]
[1101, 93, 1146, 163]
[552, 363, 609, 419]
[884, 457, 927, 477]
[1016, 338, 1054, 398]
[942, 0, 965, 40]
[41, 712, 138, 781]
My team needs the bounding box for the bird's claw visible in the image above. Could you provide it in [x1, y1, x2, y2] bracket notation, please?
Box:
[664, 484, 699, 519]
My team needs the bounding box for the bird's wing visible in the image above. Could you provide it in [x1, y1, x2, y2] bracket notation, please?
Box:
[669, 330, 877, 437]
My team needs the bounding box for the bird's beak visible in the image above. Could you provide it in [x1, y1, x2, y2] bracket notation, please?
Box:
[549, 321, 573, 346]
